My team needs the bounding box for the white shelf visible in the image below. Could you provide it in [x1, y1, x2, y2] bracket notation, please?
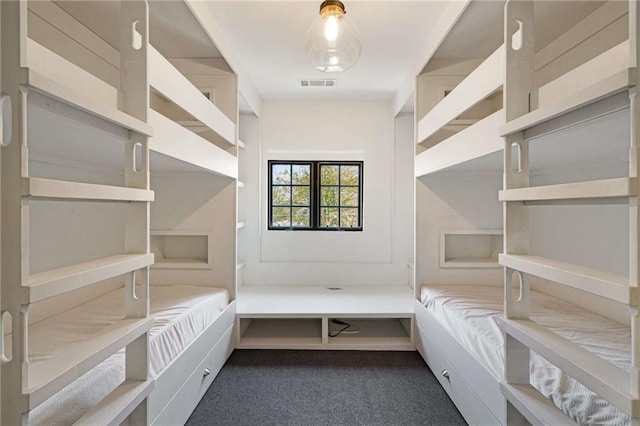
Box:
[24, 254, 154, 303]
[500, 68, 636, 137]
[417, 44, 503, 144]
[237, 181, 245, 188]
[237, 140, 246, 150]
[21, 178, 154, 203]
[237, 318, 323, 349]
[440, 230, 502, 269]
[149, 45, 235, 146]
[22, 68, 152, 136]
[237, 285, 414, 316]
[75, 379, 154, 426]
[26, 316, 154, 409]
[415, 110, 503, 177]
[499, 178, 637, 202]
[237, 222, 246, 229]
[150, 232, 211, 270]
[327, 318, 412, 350]
[499, 318, 638, 417]
[500, 383, 574, 426]
[149, 110, 237, 178]
[499, 254, 632, 304]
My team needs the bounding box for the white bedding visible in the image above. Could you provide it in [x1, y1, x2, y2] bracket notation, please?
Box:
[420, 284, 631, 425]
[29, 285, 229, 425]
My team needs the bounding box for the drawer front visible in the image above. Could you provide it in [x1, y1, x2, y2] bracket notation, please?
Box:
[416, 323, 500, 426]
[415, 302, 506, 422]
[151, 325, 234, 426]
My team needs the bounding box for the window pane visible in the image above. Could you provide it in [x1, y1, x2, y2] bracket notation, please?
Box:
[340, 187, 359, 207]
[292, 186, 310, 206]
[320, 186, 338, 206]
[292, 165, 311, 185]
[272, 207, 291, 227]
[272, 186, 291, 206]
[272, 164, 291, 184]
[320, 165, 339, 185]
[292, 207, 310, 227]
[340, 165, 359, 185]
[340, 208, 359, 228]
[320, 207, 339, 228]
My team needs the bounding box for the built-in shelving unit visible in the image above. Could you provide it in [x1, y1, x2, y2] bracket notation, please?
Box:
[1, 1, 154, 423]
[236, 286, 414, 351]
[499, 0, 638, 423]
[151, 231, 212, 270]
[440, 229, 502, 269]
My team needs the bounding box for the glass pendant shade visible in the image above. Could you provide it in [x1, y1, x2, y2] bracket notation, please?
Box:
[306, 1, 361, 73]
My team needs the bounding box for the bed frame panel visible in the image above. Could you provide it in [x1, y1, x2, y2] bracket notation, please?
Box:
[149, 300, 236, 425]
[414, 300, 506, 425]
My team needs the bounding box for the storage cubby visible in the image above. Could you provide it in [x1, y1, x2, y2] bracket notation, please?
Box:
[150, 231, 211, 269]
[327, 317, 412, 349]
[440, 230, 502, 268]
[238, 318, 323, 348]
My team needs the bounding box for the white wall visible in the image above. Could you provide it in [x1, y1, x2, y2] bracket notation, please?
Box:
[243, 100, 413, 286]
[416, 172, 503, 287]
[150, 173, 236, 296]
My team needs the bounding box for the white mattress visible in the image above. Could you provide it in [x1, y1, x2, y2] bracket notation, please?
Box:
[29, 285, 229, 426]
[420, 285, 631, 425]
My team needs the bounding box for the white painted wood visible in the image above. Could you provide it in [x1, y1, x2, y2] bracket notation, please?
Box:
[501, 68, 636, 137]
[26, 316, 154, 409]
[24, 254, 153, 303]
[26, 39, 117, 109]
[538, 41, 629, 109]
[76, 380, 154, 426]
[150, 231, 211, 270]
[414, 301, 507, 423]
[148, 302, 235, 422]
[148, 46, 235, 146]
[180, 0, 261, 118]
[23, 67, 151, 136]
[21, 177, 154, 202]
[500, 383, 575, 426]
[439, 229, 503, 269]
[237, 285, 414, 316]
[499, 177, 637, 202]
[151, 325, 235, 426]
[237, 139, 246, 150]
[417, 45, 503, 144]
[148, 109, 237, 178]
[415, 110, 503, 176]
[500, 317, 639, 417]
[499, 254, 632, 304]
[414, 303, 503, 425]
[236, 221, 245, 229]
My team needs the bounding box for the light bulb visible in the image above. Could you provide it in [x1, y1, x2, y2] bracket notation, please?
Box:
[324, 15, 339, 42]
[306, 0, 361, 73]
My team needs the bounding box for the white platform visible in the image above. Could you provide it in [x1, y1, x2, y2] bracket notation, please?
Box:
[236, 285, 414, 350]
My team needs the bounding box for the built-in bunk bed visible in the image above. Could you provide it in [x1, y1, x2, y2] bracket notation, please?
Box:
[0, 1, 238, 424]
[414, 0, 632, 424]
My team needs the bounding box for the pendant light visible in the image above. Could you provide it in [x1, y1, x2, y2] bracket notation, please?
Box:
[305, 0, 361, 73]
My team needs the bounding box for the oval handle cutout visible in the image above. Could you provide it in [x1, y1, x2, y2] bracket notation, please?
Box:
[132, 142, 143, 173]
[511, 142, 523, 174]
[1, 95, 12, 147]
[510, 271, 525, 302]
[132, 20, 143, 51]
[1, 311, 13, 363]
[511, 20, 524, 51]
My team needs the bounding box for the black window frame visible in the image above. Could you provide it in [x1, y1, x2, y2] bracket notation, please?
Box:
[268, 160, 363, 231]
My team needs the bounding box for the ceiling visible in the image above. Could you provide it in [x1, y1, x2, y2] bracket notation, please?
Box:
[207, 1, 449, 102]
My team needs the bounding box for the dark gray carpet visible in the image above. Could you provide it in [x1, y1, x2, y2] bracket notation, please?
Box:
[186, 350, 466, 426]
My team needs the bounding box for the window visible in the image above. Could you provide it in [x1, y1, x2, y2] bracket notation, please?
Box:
[268, 161, 363, 231]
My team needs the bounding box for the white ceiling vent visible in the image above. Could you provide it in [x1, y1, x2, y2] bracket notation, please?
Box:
[300, 79, 337, 88]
